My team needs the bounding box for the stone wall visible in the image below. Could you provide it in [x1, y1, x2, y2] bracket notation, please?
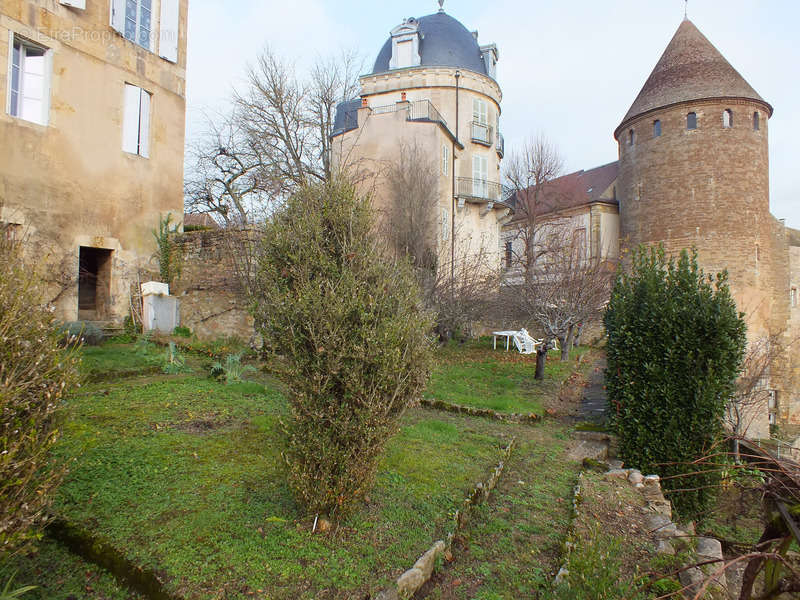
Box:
[171, 230, 255, 343]
[617, 99, 794, 431]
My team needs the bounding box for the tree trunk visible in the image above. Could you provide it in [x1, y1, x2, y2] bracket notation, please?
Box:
[535, 346, 547, 380]
[561, 326, 575, 361]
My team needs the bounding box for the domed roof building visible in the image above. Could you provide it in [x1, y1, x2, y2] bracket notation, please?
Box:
[331, 7, 509, 281]
[370, 11, 494, 77]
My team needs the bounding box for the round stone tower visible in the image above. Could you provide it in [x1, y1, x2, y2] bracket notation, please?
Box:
[615, 19, 788, 340]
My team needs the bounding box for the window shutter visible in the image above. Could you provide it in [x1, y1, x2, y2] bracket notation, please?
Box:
[138, 90, 151, 158]
[122, 84, 140, 154]
[110, 0, 126, 34]
[60, 0, 86, 8]
[159, 0, 180, 63]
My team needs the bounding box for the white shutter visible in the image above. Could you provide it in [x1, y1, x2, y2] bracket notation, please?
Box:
[138, 90, 151, 158]
[110, 0, 126, 35]
[442, 208, 449, 241]
[122, 84, 141, 154]
[159, 0, 180, 63]
[60, 0, 86, 9]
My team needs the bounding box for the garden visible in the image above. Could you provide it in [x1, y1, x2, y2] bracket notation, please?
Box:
[4, 336, 594, 600]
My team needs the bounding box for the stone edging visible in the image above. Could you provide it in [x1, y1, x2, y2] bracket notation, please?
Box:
[420, 398, 541, 425]
[375, 438, 517, 600]
[555, 464, 728, 597]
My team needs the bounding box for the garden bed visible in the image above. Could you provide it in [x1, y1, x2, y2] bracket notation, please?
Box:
[5, 339, 594, 599]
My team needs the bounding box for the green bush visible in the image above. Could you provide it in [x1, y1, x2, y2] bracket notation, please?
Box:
[604, 246, 746, 518]
[252, 180, 432, 519]
[0, 238, 81, 555]
[58, 321, 104, 346]
[173, 326, 192, 338]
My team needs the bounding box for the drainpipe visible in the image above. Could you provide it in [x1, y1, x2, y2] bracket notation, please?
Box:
[452, 70, 461, 283]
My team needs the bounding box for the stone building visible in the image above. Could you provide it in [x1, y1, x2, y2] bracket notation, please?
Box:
[503, 18, 800, 437]
[0, 0, 187, 325]
[331, 7, 510, 274]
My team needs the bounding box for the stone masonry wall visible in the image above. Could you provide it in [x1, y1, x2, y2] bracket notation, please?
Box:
[617, 99, 794, 432]
[171, 230, 255, 343]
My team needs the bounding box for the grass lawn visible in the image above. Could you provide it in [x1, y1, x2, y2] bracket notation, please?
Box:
[420, 423, 580, 599]
[5, 338, 593, 599]
[426, 337, 591, 414]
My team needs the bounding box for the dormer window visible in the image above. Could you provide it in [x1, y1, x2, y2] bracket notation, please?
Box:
[389, 18, 421, 70]
[480, 44, 499, 79]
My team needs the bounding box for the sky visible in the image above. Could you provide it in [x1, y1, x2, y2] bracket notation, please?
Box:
[185, 0, 800, 227]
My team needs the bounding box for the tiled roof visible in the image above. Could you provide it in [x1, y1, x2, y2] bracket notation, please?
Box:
[183, 213, 220, 229]
[509, 162, 619, 220]
[618, 19, 771, 133]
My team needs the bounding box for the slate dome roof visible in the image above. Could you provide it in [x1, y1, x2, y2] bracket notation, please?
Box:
[618, 19, 772, 134]
[371, 11, 488, 77]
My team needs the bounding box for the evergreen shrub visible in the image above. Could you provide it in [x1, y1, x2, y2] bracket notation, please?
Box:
[604, 246, 746, 517]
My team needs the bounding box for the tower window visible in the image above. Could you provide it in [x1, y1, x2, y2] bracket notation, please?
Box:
[628, 129, 635, 146]
[653, 120, 662, 137]
[753, 112, 760, 131]
[723, 109, 733, 128]
[791, 287, 797, 308]
[505, 241, 513, 269]
[687, 112, 697, 130]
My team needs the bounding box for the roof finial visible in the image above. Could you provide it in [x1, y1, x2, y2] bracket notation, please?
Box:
[438, 0, 445, 13]
[684, 0, 689, 20]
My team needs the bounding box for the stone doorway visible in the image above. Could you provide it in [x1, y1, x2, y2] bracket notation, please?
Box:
[78, 247, 113, 320]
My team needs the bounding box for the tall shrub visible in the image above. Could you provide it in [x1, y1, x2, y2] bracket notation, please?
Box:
[0, 236, 80, 555]
[252, 181, 432, 519]
[604, 246, 746, 517]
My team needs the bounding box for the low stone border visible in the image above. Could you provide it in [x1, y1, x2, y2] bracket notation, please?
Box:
[48, 518, 180, 600]
[375, 438, 517, 600]
[420, 398, 541, 425]
[555, 463, 728, 598]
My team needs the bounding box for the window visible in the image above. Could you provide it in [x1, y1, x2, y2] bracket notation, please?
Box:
[441, 208, 449, 241]
[687, 112, 697, 130]
[653, 120, 662, 137]
[122, 84, 151, 157]
[723, 109, 733, 128]
[395, 40, 413, 67]
[628, 129, 635, 146]
[442, 145, 449, 176]
[473, 99, 488, 126]
[753, 112, 760, 131]
[472, 155, 488, 198]
[792, 287, 797, 308]
[8, 36, 50, 125]
[125, 0, 153, 50]
[472, 98, 490, 144]
[505, 241, 513, 269]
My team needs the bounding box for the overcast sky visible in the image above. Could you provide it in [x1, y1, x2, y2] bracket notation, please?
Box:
[185, 0, 800, 227]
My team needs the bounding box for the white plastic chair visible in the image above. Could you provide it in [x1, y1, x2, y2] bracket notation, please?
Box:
[513, 329, 540, 355]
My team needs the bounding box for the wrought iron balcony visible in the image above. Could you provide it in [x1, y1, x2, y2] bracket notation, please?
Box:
[496, 132, 504, 158]
[367, 99, 457, 143]
[471, 121, 493, 146]
[455, 177, 503, 203]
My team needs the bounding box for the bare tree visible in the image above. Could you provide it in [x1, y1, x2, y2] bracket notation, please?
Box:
[502, 134, 564, 277]
[184, 47, 363, 227]
[503, 224, 614, 378]
[184, 111, 274, 227]
[385, 141, 439, 271]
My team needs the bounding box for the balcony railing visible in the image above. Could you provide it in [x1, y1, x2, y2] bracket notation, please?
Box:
[471, 121, 493, 146]
[496, 132, 505, 158]
[367, 99, 457, 142]
[455, 177, 503, 202]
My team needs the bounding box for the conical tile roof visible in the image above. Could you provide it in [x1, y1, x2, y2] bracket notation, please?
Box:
[618, 19, 771, 133]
